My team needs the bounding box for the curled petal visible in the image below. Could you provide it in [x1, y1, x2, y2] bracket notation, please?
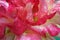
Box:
[0, 1, 9, 10]
[30, 23, 60, 37]
[30, 25, 48, 37]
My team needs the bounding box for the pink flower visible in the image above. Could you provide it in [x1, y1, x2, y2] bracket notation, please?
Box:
[0, 0, 60, 40]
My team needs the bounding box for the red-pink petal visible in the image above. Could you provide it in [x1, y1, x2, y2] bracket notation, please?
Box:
[0, 25, 5, 38]
[7, 18, 27, 36]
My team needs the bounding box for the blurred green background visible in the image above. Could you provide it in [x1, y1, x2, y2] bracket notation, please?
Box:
[54, 36, 60, 40]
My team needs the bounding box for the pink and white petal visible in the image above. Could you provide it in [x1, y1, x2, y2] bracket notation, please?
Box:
[30, 23, 60, 37]
[14, 31, 41, 40]
[46, 23, 59, 36]
[0, 1, 9, 10]
[29, 25, 49, 37]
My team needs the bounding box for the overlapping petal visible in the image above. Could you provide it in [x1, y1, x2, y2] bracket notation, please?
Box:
[0, 0, 60, 40]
